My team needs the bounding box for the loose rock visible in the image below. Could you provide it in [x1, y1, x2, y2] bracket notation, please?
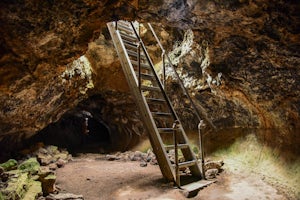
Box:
[205, 169, 219, 179]
[0, 159, 18, 171]
[46, 193, 84, 200]
[140, 161, 147, 167]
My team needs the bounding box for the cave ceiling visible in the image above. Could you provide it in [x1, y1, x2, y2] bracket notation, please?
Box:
[0, 0, 299, 153]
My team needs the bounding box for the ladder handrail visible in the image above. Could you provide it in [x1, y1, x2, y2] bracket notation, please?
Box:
[108, 20, 205, 184]
[129, 22, 179, 120]
[147, 23, 217, 131]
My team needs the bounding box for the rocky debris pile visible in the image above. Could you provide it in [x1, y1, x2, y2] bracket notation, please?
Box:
[105, 149, 224, 179]
[0, 144, 80, 200]
[105, 149, 158, 167]
[39, 193, 84, 200]
[167, 149, 224, 179]
[204, 160, 224, 179]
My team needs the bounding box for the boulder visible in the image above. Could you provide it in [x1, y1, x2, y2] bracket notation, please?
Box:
[0, 159, 18, 171]
[1, 172, 29, 199]
[204, 160, 224, 172]
[46, 146, 59, 155]
[22, 180, 43, 200]
[37, 153, 56, 166]
[205, 169, 219, 179]
[38, 167, 56, 195]
[40, 174, 56, 195]
[46, 193, 84, 200]
[140, 161, 147, 167]
[18, 157, 41, 175]
[56, 159, 67, 168]
[106, 155, 119, 161]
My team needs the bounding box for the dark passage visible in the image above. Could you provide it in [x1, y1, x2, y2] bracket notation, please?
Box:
[30, 111, 112, 154]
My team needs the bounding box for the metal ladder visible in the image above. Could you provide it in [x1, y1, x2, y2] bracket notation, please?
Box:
[107, 20, 214, 193]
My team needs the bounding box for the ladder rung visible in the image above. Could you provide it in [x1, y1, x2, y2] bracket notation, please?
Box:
[157, 128, 173, 133]
[117, 20, 130, 26]
[122, 39, 138, 46]
[120, 32, 137, 41]
[124, 42, 138, 49]
[176, 160, 198, 169]
[126, 49, 146, 58]
[151, 112, 172, 118]
[131, 60, 151, 69]
[146, 98, 166, 104]
[165, 144, 189, 151]
[139, 73, 154, 80]
[140, 85, 160, 92]
[117, 24, 134, 33]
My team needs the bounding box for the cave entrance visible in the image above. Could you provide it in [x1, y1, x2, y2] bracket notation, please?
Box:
[32, 111, 112, 154]
[82, 117, 111, 152]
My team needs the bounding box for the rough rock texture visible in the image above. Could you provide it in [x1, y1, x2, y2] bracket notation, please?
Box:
[0, 0, 299, 156]
[0, 0, 138, 155]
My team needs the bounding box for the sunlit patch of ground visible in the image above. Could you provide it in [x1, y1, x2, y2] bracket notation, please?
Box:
[210, 134, 300, 199]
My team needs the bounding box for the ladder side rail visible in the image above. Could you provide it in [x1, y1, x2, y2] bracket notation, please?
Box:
[129, 22, 178, 119]
[107, 22, 175, 181]
[147, 23, 217, 131]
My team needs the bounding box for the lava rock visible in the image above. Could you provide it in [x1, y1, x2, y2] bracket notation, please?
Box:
[205, 169, 219, 179]
[46, 192, 84, 200]
[0, 159, 18, 171]
[140, 161, 147, 167]
[18, 157, 41, 175]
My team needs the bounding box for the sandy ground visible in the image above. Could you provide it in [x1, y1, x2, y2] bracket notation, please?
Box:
[56, 154, 289, 200]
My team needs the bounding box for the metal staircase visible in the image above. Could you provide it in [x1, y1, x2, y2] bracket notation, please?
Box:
[107, 20, 214, 193]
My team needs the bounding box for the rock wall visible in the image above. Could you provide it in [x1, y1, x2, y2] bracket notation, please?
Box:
[0, 0, 299, 156]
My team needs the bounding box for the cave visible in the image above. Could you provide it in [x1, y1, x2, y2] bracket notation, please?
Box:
[31, 111, 112, 154]
[0, 0, 299, 199]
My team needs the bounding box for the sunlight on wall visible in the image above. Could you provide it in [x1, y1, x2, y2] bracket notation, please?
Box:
[166, 29, 222, 94]
[168, 29, 194, 66]
[61, 55, 94, 94]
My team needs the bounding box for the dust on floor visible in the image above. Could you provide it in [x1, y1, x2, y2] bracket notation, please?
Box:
[56, 154, 291, 200]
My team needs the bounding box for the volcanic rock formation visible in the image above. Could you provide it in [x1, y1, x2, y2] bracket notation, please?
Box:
[0, 0, 299, 157]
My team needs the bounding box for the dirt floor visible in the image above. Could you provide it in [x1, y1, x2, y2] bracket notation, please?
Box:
[56, 153, 290, 200]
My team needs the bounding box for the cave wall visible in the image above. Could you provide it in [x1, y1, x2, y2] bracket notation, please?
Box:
[0, 0, 299, 155]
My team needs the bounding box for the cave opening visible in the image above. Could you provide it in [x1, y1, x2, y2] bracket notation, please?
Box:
[29, 110, 113, 154]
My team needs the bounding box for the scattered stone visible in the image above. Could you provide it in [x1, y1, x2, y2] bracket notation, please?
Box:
[46, 192, 84, 200]
[41, 174, 56, 195]
[54, 153, 68, 161]
[38, 153, 55, 166]
[106, 155, 119, 161]
[46, 146, 59, 155]
[38, 167, 56, 195]
[0, 145, 73, 199]
[0, 159, 18, 171]
[22, 180, 43, 200]
[204, 160, 224, 172]
[18, 157, 41, 175]
[205, 169, 219, 179]
[105, 149, 159, 166]
[1, 172, 29, 199]
[140, 161, 147, 167]
[56, 159, 67, 168]
[49, 163, 58, 171]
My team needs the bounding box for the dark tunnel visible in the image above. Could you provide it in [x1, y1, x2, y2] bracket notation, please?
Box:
[30, 111, 112, 154]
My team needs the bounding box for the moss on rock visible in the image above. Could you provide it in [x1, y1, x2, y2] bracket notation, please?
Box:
[23, 180, 42, 200]
[0, 159, 18, 171]
[3, 172, 29, 200]
[18, 157, 40, 175]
